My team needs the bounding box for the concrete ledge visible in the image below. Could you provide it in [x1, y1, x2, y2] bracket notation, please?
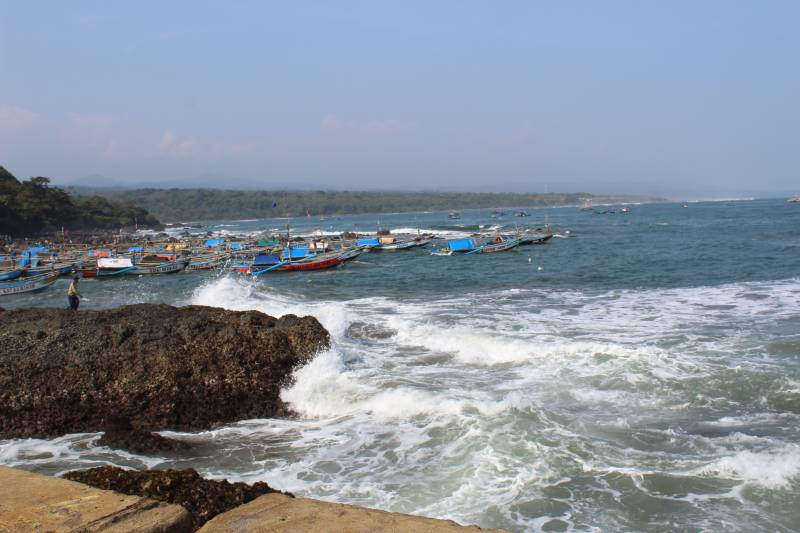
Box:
[0, 466, 192, 532]
[198, 493, 509, 533]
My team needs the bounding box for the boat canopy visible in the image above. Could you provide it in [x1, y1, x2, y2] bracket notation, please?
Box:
[229, 243, 246, 250]
[253, 254, 281, 266]
[26, 246, 49, 253]
[128, 246, 144, 252]
[205, 239, 225, 247]
[357, 238, 380, 246]
[448, 239, 476, 251]
[284, 247, 310, 259]
[98, 257, 134, 268]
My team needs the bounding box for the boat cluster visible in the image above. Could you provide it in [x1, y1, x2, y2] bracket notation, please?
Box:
[0, 226, 553, 296]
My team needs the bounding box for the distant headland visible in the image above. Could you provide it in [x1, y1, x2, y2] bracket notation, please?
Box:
[70, 185, 666, 223]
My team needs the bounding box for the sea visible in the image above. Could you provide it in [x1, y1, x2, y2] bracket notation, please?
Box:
[2, 198, 800, 532]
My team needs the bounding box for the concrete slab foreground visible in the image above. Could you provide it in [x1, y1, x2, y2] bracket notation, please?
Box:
[198, 493, 510, 533]
[0, 465, 192, 533]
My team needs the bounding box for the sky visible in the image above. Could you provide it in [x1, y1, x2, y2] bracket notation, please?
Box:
[1, 1, 798, 198]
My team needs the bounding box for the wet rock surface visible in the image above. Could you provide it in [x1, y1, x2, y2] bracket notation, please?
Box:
[98, 416, 191, 454]
[0, 303, 329, 439]
[63, 466, 291, 531]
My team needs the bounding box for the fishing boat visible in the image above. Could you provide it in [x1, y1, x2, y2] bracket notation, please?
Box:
[448, 212, 461, 220]
[0, 272, 60, 297]
[95, 257, 138, 277]
[789, 196, 800, 203]
[250, 253, 342, 275]
[433, 236, 522, 255]
[0, 268, 26, 281]
[185, 254, 228, 271]
[519, 233, 554, 245]
[514, 211, 530, 217]
[368, 234, 432, 251]
[131, 261, 185, 275]
[337, 246, 366, 262]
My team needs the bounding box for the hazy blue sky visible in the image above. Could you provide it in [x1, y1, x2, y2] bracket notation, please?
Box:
[1, 1, 798, 197]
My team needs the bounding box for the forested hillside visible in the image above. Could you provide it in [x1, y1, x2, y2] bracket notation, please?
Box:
[84, 187, 662, 222]
[0, 166, 161, 236]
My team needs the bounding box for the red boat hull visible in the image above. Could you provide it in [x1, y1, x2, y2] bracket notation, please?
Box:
[278, 257, 342, 271]
[77, 268, 97, 278]
[250, 257, 343, 273]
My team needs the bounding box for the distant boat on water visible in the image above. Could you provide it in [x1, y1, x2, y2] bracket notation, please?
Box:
[789, 196, 800, 203]
[448, 211, 460, 219]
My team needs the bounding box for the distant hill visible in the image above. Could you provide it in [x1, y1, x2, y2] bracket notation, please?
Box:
[73, 186, 666, 222]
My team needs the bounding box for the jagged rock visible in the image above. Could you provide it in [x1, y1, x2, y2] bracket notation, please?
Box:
[63, 466, 290, 531]
[0, 303, 329, 439]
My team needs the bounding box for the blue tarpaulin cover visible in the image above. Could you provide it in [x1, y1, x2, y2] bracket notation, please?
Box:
[26, 246, 48, 254]
[128, 246, 144, 252]
[229, 243, 246, 250]
[448, 239, 476, 251]
[283, 247, 309, 259]
[205, 239, 225, 247]
[253, 254, 281, 266]
[356, 238, 380, 246]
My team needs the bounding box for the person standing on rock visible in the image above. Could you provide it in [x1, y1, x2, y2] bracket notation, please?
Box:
[67, 275, 81, 311]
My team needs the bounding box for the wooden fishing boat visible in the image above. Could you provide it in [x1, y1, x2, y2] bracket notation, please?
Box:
[96, 257, 138, 277]
[185, 255, 228, 271]
[0, 268, 26, 281]
[131, 262, 185, 275]
[250, 254, 342, 275]
[0, 272, 60, 297]
[519, 234, 553, 245]
[433, 236, 522, 255]
[337, 247, 366, 262]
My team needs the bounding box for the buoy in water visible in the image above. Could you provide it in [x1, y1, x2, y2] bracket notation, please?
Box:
[527, 257, 532, 264]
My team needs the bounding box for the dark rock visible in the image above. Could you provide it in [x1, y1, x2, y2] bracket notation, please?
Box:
[0, 303, 329, 439]
[63, 466, 292, 531]
[98, 416, 190, 454]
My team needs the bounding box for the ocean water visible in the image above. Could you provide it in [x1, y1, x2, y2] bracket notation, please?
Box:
[2, 199, 800, 532]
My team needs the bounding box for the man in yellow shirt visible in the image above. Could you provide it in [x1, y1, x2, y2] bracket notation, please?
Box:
[67, 275, 81, 311]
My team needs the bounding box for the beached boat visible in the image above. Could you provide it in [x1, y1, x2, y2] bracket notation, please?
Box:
[0, 272, 60, 297]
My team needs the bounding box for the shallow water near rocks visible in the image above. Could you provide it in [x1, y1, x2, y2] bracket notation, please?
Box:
[3, 199, 800, 532]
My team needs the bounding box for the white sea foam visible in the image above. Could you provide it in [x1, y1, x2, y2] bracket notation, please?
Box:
[696, 448, 800, 489]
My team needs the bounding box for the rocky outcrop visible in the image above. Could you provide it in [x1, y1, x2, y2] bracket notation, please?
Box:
[0, 304, 329, 439]
[63, 466, 290, 531]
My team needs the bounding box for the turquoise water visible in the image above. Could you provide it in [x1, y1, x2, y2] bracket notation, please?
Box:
[2, 199, 800, 532]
